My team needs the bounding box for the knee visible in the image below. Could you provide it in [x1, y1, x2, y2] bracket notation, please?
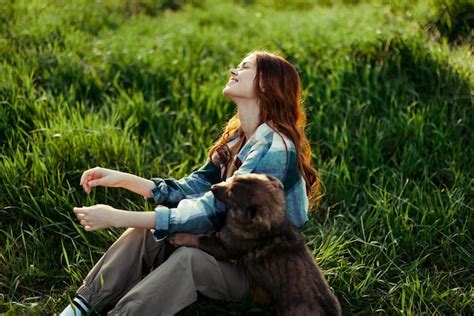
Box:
[169, 246, 210, 267]
[124, 227, 148, 237]
[172, 246, 207, 258]
[119, 227, 150, 244]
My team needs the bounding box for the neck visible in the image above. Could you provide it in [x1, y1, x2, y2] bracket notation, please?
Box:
[235, 98, 260, 140]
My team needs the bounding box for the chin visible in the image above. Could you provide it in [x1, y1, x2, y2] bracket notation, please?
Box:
[222, 86, 254, 101]
[222, 87, 235, 99]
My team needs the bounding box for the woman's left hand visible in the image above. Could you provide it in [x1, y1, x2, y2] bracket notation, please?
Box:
[73, 204, 123, 231]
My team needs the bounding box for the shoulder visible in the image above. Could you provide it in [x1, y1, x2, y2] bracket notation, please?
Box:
[253, 123, 296, 163]
[239, 123, 297, 176]
[252, 124, 302, 190]
[249, 122, 296, 155]
[267, 129, 296, 155]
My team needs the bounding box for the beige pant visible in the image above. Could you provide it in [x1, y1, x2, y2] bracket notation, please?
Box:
[76, 228, 250, 315]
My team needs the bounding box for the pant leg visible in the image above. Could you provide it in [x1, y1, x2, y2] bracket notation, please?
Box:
[108, 246, 250, 316]
[76, 228, 172, 311]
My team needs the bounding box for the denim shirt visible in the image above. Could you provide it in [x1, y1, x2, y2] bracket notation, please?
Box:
[149, 122, 309, 241]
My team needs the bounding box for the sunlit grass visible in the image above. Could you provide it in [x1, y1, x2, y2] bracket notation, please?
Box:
[1, 0, 472, 314]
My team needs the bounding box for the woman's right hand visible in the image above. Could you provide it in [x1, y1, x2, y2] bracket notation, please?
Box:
[80, 167, 127, 193]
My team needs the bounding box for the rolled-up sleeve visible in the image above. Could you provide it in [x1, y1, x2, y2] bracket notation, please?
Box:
[152, 142, 271, 241]
[151, 124, 309, 239]
[149, 159, 221, 206]
[152, 191, 228, 241]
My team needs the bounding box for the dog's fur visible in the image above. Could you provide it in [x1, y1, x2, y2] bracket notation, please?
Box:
[168, 174, 341, 316]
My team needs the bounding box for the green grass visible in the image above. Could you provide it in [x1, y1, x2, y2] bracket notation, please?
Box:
[1, 0, 472, 314]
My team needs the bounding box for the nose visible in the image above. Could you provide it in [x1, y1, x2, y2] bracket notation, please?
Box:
[229, 68, 237, 76]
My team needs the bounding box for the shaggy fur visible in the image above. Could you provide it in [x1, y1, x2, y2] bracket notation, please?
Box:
[168, 174, 341, 316]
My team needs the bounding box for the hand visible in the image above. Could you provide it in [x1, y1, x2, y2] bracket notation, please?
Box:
[80, 167, 127, 193]
[73, 204, 123, 231]
[168, 233, 199, 248]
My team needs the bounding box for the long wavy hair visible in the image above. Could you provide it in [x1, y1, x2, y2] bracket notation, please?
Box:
[208, 51, 321, 209]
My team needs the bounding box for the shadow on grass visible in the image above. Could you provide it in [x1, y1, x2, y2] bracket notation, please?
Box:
[178, 293, 274, 316]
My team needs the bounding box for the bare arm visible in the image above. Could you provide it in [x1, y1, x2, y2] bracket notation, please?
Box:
[80, 167, 155, 198]
[74, 204, 156, 231]
[113, 208, 156, 229]
[120, 173, 155, 198]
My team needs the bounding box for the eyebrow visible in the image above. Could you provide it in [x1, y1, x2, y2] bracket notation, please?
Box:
[237, 61, 252, 68]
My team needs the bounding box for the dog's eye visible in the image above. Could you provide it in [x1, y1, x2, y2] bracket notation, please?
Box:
[247, 205, 258, 217]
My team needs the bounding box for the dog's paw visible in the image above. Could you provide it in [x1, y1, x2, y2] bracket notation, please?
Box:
[168, 233, 199, 247]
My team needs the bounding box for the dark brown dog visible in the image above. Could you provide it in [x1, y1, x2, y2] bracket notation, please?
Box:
[168, 174, 341, 316]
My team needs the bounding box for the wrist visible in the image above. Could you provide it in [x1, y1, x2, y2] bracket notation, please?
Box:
[112, 209, 156, 229]
[121, 173, 155, 198]
[112, 209, 129, 228]
[119, 172, 133, 189]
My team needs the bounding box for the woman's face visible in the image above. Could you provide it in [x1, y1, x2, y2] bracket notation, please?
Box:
[222, 54, 258, 100]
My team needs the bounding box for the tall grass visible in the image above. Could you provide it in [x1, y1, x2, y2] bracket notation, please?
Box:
[1, 0, 472, 314]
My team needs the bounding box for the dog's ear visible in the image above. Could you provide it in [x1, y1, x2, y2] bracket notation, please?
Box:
[211, 183, 228, 202]
[265, 175, 284, 190]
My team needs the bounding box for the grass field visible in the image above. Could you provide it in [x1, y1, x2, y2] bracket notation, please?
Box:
[1, 0, 473, 314]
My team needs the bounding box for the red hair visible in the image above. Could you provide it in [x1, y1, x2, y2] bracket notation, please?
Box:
[209, 51, 321, 209]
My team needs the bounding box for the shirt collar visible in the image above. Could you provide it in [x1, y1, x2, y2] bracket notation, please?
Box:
[250, 121, 274, 141]
[236, 121, 274, 162]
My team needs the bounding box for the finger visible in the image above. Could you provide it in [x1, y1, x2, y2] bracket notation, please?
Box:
[80, 169, 95, 186]
[83, 173, 94, 187]
[85, 181, 94, 193]
[80, 219, 88, 226]
[88, 179, 102, 187]
[73, 207, 83, 213]
[80, 171, 87, 186]
[74, 207, 89, 214]
[168, 236, 176, 245]
[84, 225, 93, 231]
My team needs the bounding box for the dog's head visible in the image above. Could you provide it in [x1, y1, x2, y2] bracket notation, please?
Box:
[211, 174, 286, 233]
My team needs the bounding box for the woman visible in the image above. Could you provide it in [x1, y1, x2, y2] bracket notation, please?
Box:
[61, 51, 320, 315]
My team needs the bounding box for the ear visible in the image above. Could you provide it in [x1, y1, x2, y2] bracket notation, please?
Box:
[211, 183, 228, 202]
[266, 175, 284, 190]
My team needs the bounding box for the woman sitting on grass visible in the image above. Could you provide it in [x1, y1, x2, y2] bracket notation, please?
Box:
[61, 51, 320, 315]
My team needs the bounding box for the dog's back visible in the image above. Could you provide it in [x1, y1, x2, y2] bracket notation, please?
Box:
[240, 222, 341, 316]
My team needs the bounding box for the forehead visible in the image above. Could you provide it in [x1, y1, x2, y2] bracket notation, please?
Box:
[238, 54, 256, 66]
